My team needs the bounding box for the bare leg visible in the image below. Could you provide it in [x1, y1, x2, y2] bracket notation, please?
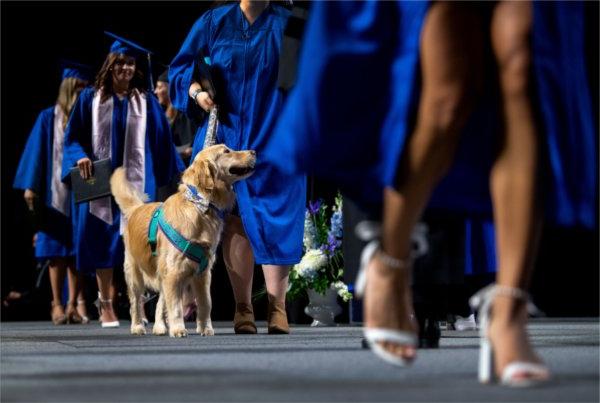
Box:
[75, 272, 89, 322]
[191, 270, 215, 336]
[263, 265, 290, 334]
[48, 258, 67, 324]
[222, 215, 258, 333]
[96, 268, 118, 323]
[489, 0, 545, 377]
[65, 263, 83, 323]
[262, 265, 289, 304]
[66, 265, 78, 303]
[222, 215, 255, 305]
[365, 2, 481, 360]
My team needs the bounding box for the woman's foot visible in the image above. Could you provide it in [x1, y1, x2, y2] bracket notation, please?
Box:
[76, 300, 90, 324]
[363, 251, 418, 362]
[267, 299, 289, 335]
[234, 302, 257, 334]
[50, 301, 67, 325]
[95, 294, 119, 327]
[65, 301, 83, 324]
[488, 295, 549, 383]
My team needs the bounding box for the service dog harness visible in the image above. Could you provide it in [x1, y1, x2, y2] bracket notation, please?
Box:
[148, 184, 225, 275]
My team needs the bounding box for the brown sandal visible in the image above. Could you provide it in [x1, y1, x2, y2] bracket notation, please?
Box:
[267, 298, 289, 335]
[51, 301, 67, 325]
[234, 302, 257, 334]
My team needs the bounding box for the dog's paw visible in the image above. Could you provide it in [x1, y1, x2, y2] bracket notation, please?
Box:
[197, 325, 215, 336]
[130, 324, 146, 336]
[152, 323, 168, 336]
[169, 326, 188, 338]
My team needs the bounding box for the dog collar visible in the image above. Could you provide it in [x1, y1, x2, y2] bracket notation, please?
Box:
[184, 184, 226, 220]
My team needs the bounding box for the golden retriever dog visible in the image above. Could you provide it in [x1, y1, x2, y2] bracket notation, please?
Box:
[110, 144, 256, 337]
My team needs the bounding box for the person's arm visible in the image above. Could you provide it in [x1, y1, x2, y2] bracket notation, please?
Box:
[62, 88, 93, 182]
[169, 11, 213, 117]
[188, 82, 214, 113]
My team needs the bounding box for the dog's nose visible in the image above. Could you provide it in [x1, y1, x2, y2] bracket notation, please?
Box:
[249, 150, 256, 156]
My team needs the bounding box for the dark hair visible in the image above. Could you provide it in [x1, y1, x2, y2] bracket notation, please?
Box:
[94, 53, 146, 102]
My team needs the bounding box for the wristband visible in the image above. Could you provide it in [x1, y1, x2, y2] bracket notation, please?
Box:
[191, 88, 203, 104]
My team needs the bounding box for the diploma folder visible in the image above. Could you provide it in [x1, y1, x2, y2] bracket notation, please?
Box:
[69, 158, 112, 203]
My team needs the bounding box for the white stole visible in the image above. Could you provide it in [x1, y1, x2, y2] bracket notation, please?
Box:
[50, 105, 70, 216]
[90, 88, 147, 226]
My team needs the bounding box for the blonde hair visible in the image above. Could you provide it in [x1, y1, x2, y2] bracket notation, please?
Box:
[56, 77, 87, 130]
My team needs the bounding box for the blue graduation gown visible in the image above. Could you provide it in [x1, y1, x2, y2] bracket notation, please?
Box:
[14, 106, 74, 259]
[265, 1, 597, 230]
[62, 87, 184, 272]
[169, 3, 306, 265]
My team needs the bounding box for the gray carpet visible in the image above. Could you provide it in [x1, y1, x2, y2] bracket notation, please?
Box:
[1, 318, 598, 402]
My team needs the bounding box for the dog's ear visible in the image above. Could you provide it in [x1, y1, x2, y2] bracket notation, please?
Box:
[198, 160, 216, 192]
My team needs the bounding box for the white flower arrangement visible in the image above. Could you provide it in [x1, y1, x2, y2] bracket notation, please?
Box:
[287, 193, 352, 302]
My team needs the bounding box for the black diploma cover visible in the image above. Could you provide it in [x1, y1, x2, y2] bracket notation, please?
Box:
[69, 158, 112, 203]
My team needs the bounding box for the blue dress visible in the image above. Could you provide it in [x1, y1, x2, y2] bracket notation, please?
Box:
[14, 106, 74, 259]
[62, 88, 183, 272]
[169, 3, 306, 265]
[264, 1, 597, 230]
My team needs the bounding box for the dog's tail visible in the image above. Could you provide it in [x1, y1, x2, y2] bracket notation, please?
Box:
[109, 167, 148, 219]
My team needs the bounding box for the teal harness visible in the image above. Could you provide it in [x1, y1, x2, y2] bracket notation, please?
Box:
[148, 205, 209, 275]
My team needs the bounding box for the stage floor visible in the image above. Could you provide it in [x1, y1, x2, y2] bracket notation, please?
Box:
[1, 318, 598, 402]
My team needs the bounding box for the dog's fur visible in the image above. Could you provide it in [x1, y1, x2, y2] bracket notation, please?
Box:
[110, 144, 255, 337]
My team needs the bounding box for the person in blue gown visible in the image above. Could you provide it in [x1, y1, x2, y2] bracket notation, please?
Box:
[265, 1, 595, 384]
[62, 35, 184, 328]
[14, 63, 91, 325]
[169, 0, 306, 335]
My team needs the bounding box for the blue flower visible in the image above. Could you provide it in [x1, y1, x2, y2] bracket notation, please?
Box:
[308, 200, 322, 215]
[328, 210, 343, 239]
[321, 233, 341, 255]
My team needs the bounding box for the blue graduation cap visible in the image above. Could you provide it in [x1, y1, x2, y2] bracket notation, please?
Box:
[104, 31, 155, 90]
[60, 59, 93, 82]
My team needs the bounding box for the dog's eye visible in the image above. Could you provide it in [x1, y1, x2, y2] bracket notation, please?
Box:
[223, 149, 230, 154]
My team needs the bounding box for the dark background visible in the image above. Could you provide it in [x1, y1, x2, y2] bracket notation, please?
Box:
[1, 2, 598, 323]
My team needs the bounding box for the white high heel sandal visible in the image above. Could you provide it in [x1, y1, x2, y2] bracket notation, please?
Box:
[469, 285, 550, 387]
[94, 292, 120, 328]
[354, 224, 418, 367]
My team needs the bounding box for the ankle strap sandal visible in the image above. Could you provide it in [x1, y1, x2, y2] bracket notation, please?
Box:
[469, 284, 550, 387]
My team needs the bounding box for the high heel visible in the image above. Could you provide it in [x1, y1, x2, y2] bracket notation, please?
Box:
[355, 239, 417, 367]
[469, 285, 550, 387]
[65, 300, 83, 324]
[94, 292, 120, 328]
[76, 299, 90, 324]
[50, 301, 67, 325]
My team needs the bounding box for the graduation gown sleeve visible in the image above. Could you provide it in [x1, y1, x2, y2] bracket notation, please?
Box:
[62, 87, 94, 183]
[14, 107, 54, 193]
[169, 11, 213, 119]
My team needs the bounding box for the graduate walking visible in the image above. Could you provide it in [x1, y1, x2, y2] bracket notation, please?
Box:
[169, 0, 306, 334]
[62, 33, 184, 328]
[14, 62, 91, 325]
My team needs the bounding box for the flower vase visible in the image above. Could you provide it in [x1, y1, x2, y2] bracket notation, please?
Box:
[305, 287, 342, 327]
